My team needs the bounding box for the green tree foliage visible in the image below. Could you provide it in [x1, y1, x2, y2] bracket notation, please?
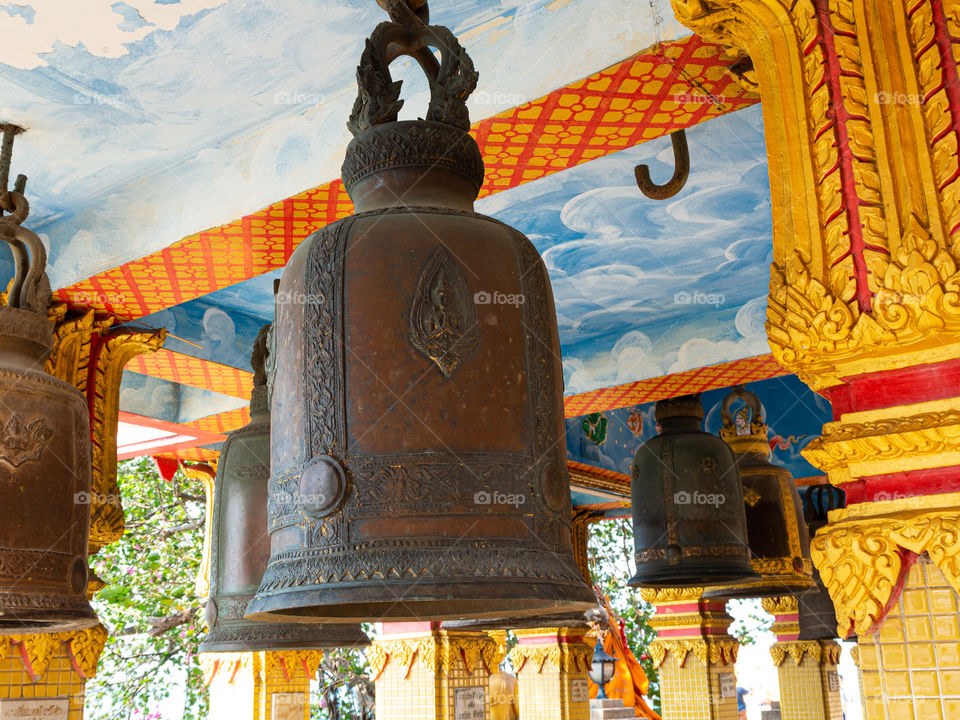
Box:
[85, 457, 208, 720]
[588, 517, 661, 712]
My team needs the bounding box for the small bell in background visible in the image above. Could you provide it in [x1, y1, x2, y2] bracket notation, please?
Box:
[246, 1, 593, 622]
[795, 485, 846, 640]
[201, 325, 369, 652]
[628, 394, 758, 588]
[0, 124, 98, 633]
[703, 386, 815, 600]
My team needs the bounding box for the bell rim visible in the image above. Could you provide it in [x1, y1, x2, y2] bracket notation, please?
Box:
[701, 575, 818, 600]
[627, 564, 761, 589]
[0, 604, 99, 636]
[199, 627, 372, 653]
[245, 580, 597, 624]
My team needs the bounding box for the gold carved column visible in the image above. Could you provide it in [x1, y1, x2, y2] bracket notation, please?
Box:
[368, 623, 498, 720]
[508, 627, 593, 720]
[670, 0, 960, 715]
[199, 650, 322, 720]
[0, 626, 108, 719]
[641, 588, 739, 720]
[762, 597, 843, 720]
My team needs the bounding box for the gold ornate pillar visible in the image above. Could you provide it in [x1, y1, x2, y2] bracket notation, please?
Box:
[46, 307, 165, 565]
[641, 588, 739, 720]
[507, 627, 592, 720]
[670, 0, 960, 712]
[368, 623, 498, 720]
[0, 625, 108, 719]
[763, 597, 843, 720]
[199, 650, 322, 720]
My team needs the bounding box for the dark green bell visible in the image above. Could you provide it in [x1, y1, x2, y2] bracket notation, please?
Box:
[200, 326, 369, 652]
[796, 484, 845, 640]
[628, 394, 758, 588]
[702, 386, 815, 600]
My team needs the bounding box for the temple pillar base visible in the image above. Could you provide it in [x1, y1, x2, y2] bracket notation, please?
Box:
[641, 588, 740, 720]
[368, 623, 498, 720]
[508, 627, 592, 720]
[200, 650, 322, 720]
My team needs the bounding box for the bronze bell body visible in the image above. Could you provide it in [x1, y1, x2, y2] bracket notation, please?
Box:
[246, 9, 593, 623]
[0, 172, 98, 633]
[201, 327, 369, 652]
[794, 484, 845, 640]
[628, 394, 758, 588]
[703, 387, 814, 600]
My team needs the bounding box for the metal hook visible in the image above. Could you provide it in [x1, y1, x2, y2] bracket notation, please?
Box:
[634, 129, 689, 200]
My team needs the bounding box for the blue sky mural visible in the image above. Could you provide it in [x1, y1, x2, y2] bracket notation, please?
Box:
[0, 0, 686, 289]
[566, 374, 833, 482]
[119, 371, 246, 424]
[122, 104, 773, 392]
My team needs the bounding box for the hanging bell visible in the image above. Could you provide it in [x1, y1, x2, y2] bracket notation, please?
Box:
[245, 5, 594, 623]
[793, 485, 845, 640]
[0, 126, 98, 633]
[201, 326, 369, 651]
[628, 394, 758, 588]
[702, 386, 814, 599]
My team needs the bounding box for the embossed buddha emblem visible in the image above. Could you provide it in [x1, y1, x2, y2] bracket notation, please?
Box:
[409, 246, 478, 377]
[0, 412, 53, 468]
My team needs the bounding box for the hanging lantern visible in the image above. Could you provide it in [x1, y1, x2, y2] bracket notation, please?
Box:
[246, 3, 593, 623]
[201, 326, 369, 652]
[0, 125, 98, 633]
[702, 386, 814, 599]
[628, 394, 758, 588]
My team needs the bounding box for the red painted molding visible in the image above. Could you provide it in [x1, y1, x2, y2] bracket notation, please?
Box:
[822, 356, 960, 417]
[840, 464, 960, 503]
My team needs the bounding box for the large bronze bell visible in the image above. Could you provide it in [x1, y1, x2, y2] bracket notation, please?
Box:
[702, 386, 815, 599]
[201, 326, 369, 651]
[0, 131, 98, 633]
[628, 394, 758, 588]
[246, 5, 594, 622]
[249, 3, 593, 621]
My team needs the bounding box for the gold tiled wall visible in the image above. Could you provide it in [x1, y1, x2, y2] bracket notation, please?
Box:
[818, 647, 843, 720]
[439, 644, 489, 720]
[859, 559, 960, 720]
[775, 648, 841, 720]
[658, 653, 738, 720]
[371, 644, 438, 720]
[514, 662, 589, 720]
[0, 650, 85, 720]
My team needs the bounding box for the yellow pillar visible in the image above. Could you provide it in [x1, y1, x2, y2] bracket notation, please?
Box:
[368, 623, 498, 720]
[507, 627, 592, 720]
[0, 626, 108, 719]
[670, 0, 960, 714]
[641, 588, 739, 720]
[199, 650, 322, 720]
[763, 597, 843, 720]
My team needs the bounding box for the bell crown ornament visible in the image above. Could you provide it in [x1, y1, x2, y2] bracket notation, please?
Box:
[628, 393, 759, 588]
[201, 326, 369, 652]
[246, 3, 594, 623]
[0, 124, 98, 633]
[703, 386, 815, 600]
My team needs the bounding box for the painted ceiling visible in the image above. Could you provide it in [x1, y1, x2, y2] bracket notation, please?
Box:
[0, 0, 822, 507]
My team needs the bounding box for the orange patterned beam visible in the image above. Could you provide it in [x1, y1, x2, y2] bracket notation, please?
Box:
[126, 350, 254, 400]
[182, 407, 251, 436]
[57, 35, 757, 319]
[563, 354, 789, 417]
